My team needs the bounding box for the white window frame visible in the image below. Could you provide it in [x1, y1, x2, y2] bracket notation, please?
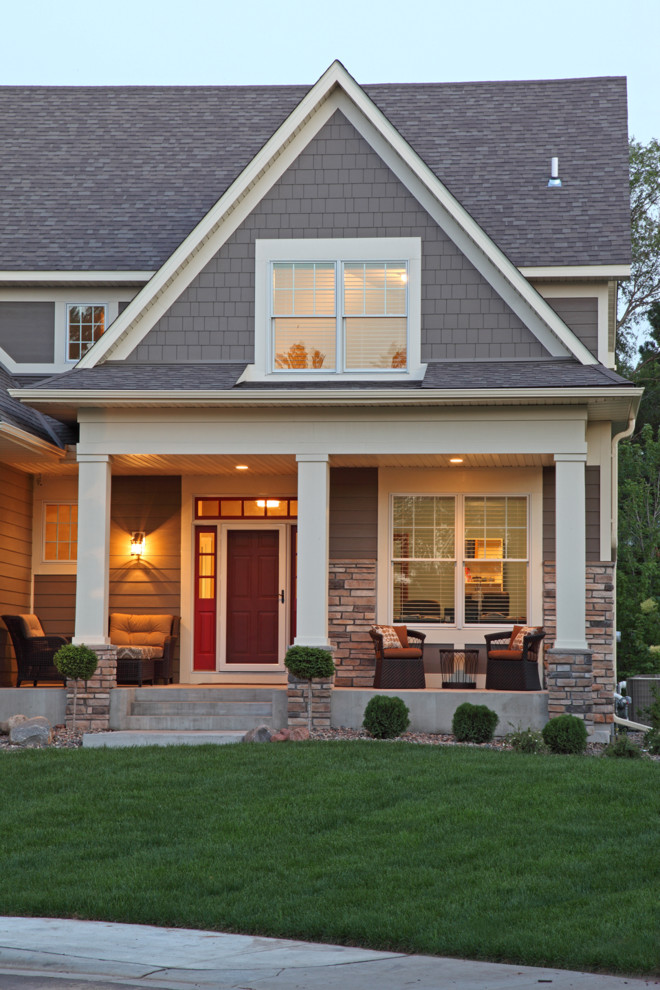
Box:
[390, 493, 530, 630]
[244, 238, 424, 382]
[66, 302, 108, 363]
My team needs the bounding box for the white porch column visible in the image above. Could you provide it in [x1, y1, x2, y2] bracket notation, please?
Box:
[554, 453, 588, 651]
[73, 454, 112, 646]
[295, 454, 331, 649]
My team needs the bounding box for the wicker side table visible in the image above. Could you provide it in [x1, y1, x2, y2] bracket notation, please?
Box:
[438, 649, 479, 689]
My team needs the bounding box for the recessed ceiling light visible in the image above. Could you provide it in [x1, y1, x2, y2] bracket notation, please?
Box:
[235, 464, 249, 471]
[449, 457, 464, 464]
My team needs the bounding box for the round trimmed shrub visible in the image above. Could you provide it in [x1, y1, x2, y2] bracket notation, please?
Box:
[541, 714, 588, 754]
[284, 646, 335, 680]
[54, 643, 99, 681]
[363, 695, 410, 739]
[452, 702, 499, 744]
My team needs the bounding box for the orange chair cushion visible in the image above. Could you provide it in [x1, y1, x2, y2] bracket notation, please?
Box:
[489, 649, 523, 661]
[110, 613, 172, 648]
[509, 625, 542, 649]
[372, 625, 409, 648]
[19, 614, 45, 638]
[383, 648, 423, 658]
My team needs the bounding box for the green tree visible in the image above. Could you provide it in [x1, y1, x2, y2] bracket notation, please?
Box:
[629, 301, 660, 435]
[617, 138, 660, 362]
[617, 424, 660, 678]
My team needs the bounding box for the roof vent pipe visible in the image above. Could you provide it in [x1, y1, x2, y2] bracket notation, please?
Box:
[547, 156, 562, 188]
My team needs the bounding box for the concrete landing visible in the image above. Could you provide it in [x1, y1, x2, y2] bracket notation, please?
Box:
[83, 730, 244, 748]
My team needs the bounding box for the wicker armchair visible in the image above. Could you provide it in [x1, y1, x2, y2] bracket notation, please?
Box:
[369, 625, 426, 689]
[110, 613, 179, 686]
[1, 614, 68, 687]
[484, 627, 545, 691]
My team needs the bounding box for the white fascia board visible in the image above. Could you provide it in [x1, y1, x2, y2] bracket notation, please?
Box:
[0, 344, 69, 375]
[75, 59, 599, 370]
[519, 265, 631, 280]
[0, 271, 154, 284]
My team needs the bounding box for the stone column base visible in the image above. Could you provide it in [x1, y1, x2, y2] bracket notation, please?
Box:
[545, 647, 593, 724]
[65, 647, 117, 733]
[287, 673, 333, 730]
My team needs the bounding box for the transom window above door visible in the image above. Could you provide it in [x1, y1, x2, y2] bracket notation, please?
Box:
[244, 238, 424, 383]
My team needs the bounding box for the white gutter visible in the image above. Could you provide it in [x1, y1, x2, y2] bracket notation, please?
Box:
[9, 386, 644, 408]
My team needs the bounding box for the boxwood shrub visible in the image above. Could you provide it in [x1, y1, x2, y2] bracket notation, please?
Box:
[452, 702, 499, 744]
[363, 695, 410, 739]
[542, 714, 588, 754]
[284, 646, 335, 680]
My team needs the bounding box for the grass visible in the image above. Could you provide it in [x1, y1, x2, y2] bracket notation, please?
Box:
[0, 742, 658, 976]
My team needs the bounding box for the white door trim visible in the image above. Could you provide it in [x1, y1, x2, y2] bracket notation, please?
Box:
[218, 521, 289, 670]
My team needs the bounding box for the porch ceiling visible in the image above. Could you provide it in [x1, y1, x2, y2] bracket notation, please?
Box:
[109, 451, 554, 475]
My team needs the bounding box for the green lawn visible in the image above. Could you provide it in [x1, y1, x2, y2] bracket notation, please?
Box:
[0, 742, 658, 976]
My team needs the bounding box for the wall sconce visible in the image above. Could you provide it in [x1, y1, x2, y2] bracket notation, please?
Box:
[130, 531, 145, 557]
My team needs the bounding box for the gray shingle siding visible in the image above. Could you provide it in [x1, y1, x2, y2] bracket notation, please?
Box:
[545, 297, 599, 358]
[0, 302, 55, 363]
[126, 113, 548, 365]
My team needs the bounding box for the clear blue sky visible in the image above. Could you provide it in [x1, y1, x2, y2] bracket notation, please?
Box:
[1, 0, 658, 142]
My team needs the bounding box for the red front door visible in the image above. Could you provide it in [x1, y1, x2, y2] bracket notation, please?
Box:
[226, 530, 280, 663]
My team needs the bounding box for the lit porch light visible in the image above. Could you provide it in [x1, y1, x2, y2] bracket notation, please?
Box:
[235, 464, 249, 471]
[130, 531, 145, 557]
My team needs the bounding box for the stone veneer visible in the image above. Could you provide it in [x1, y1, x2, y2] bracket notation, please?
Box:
[65, 647, 117, 733]
[328, 559, 377, 688]
[543, 562, 615, 725]
[287, 674, 333, 729]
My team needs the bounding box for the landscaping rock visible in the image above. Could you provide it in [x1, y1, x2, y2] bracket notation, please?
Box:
[289, 727, 309, 741]
[242, 724, 273, 743]
[9, 716, 53, 748]
[270, 729, 290, 742]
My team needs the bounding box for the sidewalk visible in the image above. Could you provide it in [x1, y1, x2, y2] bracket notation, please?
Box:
[0, 917, 656, 990]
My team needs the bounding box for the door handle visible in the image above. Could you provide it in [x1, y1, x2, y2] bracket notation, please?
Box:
[279, 590, 285, 604]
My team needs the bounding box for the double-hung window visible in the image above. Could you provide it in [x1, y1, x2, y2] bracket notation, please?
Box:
[250, 238, 422, 381]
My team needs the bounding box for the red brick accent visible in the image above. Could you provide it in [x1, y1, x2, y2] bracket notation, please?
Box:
[328, 559, 376, 688]
[287, 674, 333, 729]
[543, 562, 615, 724]
[65, 647, 117, 733]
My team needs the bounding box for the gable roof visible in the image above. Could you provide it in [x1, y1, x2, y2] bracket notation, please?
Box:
[0, 74, 629, 273]
[73, 62, 600, 369]
[0, 363, 74, 447]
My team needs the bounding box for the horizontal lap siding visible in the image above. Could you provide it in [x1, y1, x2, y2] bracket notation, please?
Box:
[0, 468, 33, 685]
[545, 297, 598, 359]
[34, 575, 76, 638]
[543, 465, 600, 560]
[109, 476, 182, 678]
[329, 468, 378, 560]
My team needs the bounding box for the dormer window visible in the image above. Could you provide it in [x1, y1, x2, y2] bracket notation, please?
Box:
[245, 238, 423, 383]
[272, 260, 408, 372]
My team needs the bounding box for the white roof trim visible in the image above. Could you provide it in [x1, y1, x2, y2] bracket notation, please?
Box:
[520, 265, 631, 279]
[77, 60, 598, 370]
[0, 271, 155, 283]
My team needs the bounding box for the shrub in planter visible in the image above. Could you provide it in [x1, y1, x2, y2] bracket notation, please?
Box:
[284, 646, 335, 681]
[54, 644, 99, 733]
[363, 695, 410, 739]
[541, 714, 588, 755]
[506, 724, 546, 754]
[603, 735, 643, 759]
[452, 702, 499, 744]
[644, 727, 660, 755]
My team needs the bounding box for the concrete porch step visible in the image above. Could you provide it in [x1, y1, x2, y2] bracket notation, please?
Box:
[130, 701, 273, 717]
[122, 714, 273, 731]
[131, 687, 285, 704]
[83, 730, 244, 748]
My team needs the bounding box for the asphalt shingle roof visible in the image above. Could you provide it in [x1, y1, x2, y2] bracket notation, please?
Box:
[0, 77, 630, 272]
[24, 360, 633, 393]
[0, 363, 76, 445]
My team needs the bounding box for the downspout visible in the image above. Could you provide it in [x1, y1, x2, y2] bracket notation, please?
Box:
[611, 415, 637, 683]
